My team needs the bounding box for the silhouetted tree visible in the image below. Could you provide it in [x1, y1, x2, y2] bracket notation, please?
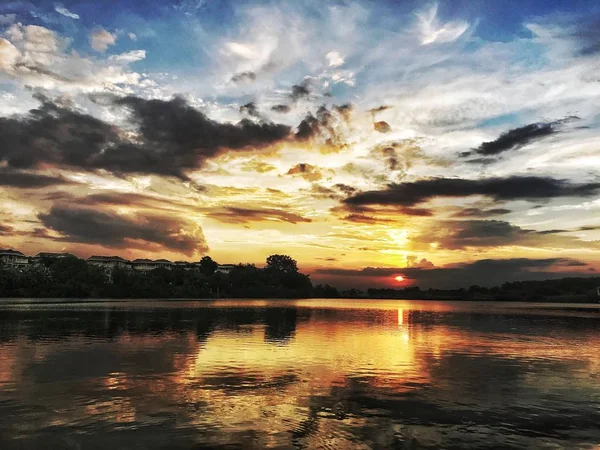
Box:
[198, 256, 218, 276]
[265, 254, 298, 274]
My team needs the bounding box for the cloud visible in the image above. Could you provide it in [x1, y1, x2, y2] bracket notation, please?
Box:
[230, 71, 256, 84]
[54, 5, 79, 20]
[109, 50, 146, 63]
[368, 105, 392, 114]
[465, 118, 577, 158]
[373, 121, 391, 133]
[315, 258, 591, 289]
[271, 104, 291, 113]
[344, 176, 600, 207]
[406, 256, 435, 269]
[452, 208, 512, 218]
[537, 225, 600, 235]
[207, 206, 312, 225]
[0, 169, 76, 188]
[412, 219, 600, 250]
[89, 28, 116, 52]
[241, 159, 276, 173]
[290, 79, 311, 102]
[341, 214, 396, 225]
[294, 104, 353, 150]
[417, 4, 469, 45]
[0, 14, 17, 25]
[112, 95, 291, 177]
[39, 204, 207, 255]
[240, 101, 260, 117]
[0, 24, 143, 92]
[326, 51, 344, 67]
[286, 163, 325, 182]
[0, 95, 291, 179]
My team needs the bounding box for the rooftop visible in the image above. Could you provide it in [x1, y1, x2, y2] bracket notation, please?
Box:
[0, 249, 26, 256]
[88, 255, 129, 262]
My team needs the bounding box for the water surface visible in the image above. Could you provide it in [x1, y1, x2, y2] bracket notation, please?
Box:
[0, 299, 599, 449]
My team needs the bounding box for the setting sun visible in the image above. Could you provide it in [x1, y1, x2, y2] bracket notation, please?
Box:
[395, 275, 404, 282]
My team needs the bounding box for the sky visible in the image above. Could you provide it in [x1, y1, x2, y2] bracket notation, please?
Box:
[1, 0, 600, 289]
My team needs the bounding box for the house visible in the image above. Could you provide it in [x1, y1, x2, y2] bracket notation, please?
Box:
[216, 264, 236, 274]
[131, 258, 157, 272]
[32, 252, 76, 263]
[87, 255, 131, 270]
[154, 259, 174, 269]
[131, 258, 174, 272]
[0, 249, 29, 268]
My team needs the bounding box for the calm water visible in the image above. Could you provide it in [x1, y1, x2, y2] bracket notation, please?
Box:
[0, 300, 599, 449]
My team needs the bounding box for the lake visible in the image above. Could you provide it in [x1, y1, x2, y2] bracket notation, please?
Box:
[0, 299, 599, 449]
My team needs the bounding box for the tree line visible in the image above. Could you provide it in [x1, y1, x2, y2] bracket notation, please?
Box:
[0, 254, 314, 299]
[1, 254, 598, 301]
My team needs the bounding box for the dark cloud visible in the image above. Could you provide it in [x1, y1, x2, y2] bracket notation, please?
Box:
[0, 95, 292, 180]
[333, 183, 357, 196]
[465, 117, 578, 158]
[368, 105, 392, 114]
[207, 206, 311, 225]
[294, 104, 352, 147]
[0, 224, 14, 236]
[113, 96, 290, 177]
[373, 121, 391, 133]
[314, 258, 591, 289]
[453, 208, 512, 218]
[538, 225, 600, 235]
[239, 101, 260, 117]
[368, 140, 448, 181]
[342, 214, 395, 224]
[344, 176, 600, 207]
[271, 104, 291, 113]
[290, 80, 311, 102]
[0, 169, 77, 188]
[39, 205, 207, 255]
[412, 219, 600, 250]
[286, 163, 324, 182]
[230, 71, 257, 84]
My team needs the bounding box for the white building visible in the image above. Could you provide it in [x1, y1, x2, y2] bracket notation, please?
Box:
[0, 249, 29, 268]
[32, 252, 76, 263]
[216, 264, 236, 274]
[87, 255, 131, 270]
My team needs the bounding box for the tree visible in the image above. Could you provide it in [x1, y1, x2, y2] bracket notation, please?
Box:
[198, 255, 218, 276]
[265, 254, 298, 274]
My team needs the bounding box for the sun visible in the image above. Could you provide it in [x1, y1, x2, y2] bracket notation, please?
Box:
[394, 275, 404, 282]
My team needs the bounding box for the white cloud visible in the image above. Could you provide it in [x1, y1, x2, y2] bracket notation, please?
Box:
[0, 38, 20, 71]
[0, 14, 17, 25]
[326, 51, 344, 67]
[128, 32, 137, 41]
[0, 23, 148, 96]
[55, 5, 80, 20]
[89, 28, 116, 52]
[417, 4, 469, 45]
[109, 50, 147, 63]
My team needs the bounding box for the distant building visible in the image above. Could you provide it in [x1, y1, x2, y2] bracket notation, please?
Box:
[174, 261, 191, 269]
[131, 258, 156, 272]
[216, 264, 236, 274]
[0, 249, 29, 268]
[32, 252, 76, 262]
[154, 259, 174, 269]
[87, 255, 131, 270]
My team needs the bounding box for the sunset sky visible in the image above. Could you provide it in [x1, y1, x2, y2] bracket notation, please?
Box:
[1, 0, 600, 288]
